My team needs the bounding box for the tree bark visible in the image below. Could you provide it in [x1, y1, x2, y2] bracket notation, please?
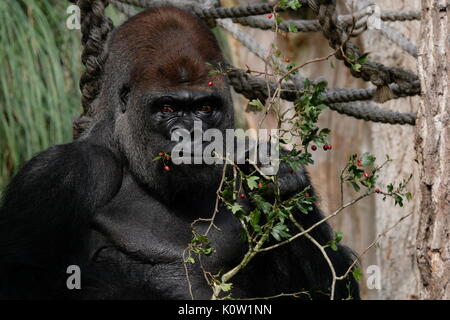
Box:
[415, 0, 450, 300]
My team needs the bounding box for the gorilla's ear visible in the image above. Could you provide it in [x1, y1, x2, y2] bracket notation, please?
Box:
[119, 84, 130, 113]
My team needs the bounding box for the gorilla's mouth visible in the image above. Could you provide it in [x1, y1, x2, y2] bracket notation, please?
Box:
[168, 140, 225, 166]
[171, 150, 220, 166]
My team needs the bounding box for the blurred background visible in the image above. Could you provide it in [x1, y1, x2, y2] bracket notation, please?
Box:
[0, 0, 422, 299]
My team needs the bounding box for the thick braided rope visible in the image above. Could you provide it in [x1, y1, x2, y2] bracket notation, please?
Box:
[379, 22, 418, 58]
[227, 67, 419, 104]
[111, 0, 138, 16]
[233, 8, 420, 33]
[310, 0, 419, 102]
[218, 15, 420, 101]
[233, 16, 322, 33]
[227, 68, 416, 125]
[110, 0, 139, 16]
[381, 10, 421, 21]
[110, 0, 418, 125]
[329, 101, 415, 125]
[217, 19, 307, 86]
[84, 0, 419, 125]
[118, 0, 293, 18]
[71, 0, 113, 138]
[78, 0, 113, 113]
[113, 0, 419, 58]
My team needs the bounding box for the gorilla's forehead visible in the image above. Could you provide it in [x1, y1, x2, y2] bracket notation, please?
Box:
[130, 60, 225, 91]
[109, 7, 225, 89]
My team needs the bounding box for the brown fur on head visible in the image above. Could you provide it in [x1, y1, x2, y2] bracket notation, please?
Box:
[109, 7, 225, 91]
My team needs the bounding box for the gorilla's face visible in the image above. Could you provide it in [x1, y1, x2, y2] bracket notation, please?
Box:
[98, 7, 234, 201]
[114, 82, 234, 200]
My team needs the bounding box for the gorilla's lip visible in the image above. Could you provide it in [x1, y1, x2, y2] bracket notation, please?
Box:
[171, 152, 214, 161]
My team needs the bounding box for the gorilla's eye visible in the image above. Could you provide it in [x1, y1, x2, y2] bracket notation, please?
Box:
[162, 105, 175, 113]
[199, 105, 213, 112]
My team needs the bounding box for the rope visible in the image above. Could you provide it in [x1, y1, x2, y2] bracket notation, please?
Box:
[233, 8, 420, 33]
[329, 101, 415, 125]
[74, 0, 421, 126]
[110, 0, 138, 16]
[379, 22, 418, 58]
[74, 0, 113, 138]
[226, 68, 416, 125]
[308, 0, 419, 103]
[117, 0, 297, 18]
[217, 19, 307, 86]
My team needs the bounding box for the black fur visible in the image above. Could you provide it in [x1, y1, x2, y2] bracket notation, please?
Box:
[0, 7, 359, 300]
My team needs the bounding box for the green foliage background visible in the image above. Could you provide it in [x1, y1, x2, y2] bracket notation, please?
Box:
[0, 0, 129, 192]
[0, 0, 82, 191]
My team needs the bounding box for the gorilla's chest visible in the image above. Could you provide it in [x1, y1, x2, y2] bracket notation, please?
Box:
[85, 173, 247, 299]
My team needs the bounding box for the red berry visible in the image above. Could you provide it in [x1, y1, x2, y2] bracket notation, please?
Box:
[323, 145, 328, 151]
[165, 154, 171, 160]
[163, 165, 171, 172]
[327, 144, 332, 150]
[364, 172, 370, 178]
[284, 58, 291, 63]
[311, 145, 317, 151]
[208, 81, 213, 86]
[267, 13, 273, 19]
[356, 158, 363, 166]
[159, 152, 164, 156]
[258, 183, 263, 188]
[375, 188, 381, 193]
[239, 193, 246, 199]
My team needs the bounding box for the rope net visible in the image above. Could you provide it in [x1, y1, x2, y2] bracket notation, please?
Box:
[70, 0, 422, 137]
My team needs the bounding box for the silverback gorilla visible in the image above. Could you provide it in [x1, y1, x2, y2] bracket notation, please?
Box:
[0, 7, 359, 299]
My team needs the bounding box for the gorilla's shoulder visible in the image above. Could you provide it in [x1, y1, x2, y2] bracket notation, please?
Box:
[2, 141, 123, 210]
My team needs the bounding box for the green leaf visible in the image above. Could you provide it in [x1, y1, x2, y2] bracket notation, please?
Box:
[360, 152, 376, 167]
[249, 209, 262, 232]
[219, 283, 232, 292]
[387, 184, 394, 193]
[352, 63, 362, 72]
[280, 0, 302, 10]
[184, 256, 195, 264]
[357, 52, 370, 63]
[335, 231, 343, 243]
[249, 99, 264, 111]
[394, 194, 404, 207]
[330, 243, 338, 251]
[405, 192, 413, 201]
[352, 268, 363, 281]
[350, 181, 361, 192]
[246, 176, 260, 190]
[288, 23, 298, 33]
[271, 223, 291, 241]
[230, 203, 243, 214]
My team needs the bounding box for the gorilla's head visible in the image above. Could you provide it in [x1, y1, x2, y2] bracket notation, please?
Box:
[97, 7, 234, 201]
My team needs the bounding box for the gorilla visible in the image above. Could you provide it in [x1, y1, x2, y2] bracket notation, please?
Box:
[0, 7, 359, 299]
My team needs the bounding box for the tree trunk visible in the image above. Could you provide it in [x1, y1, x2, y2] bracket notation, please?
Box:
[415, 0, 450, 300]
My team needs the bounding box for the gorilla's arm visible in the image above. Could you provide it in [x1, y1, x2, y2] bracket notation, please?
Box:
[0, 142, 122, 298]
